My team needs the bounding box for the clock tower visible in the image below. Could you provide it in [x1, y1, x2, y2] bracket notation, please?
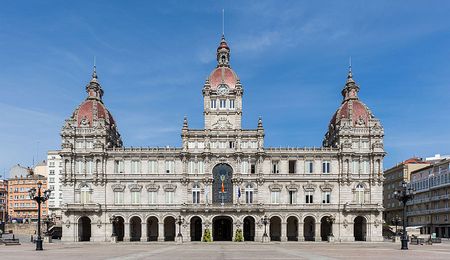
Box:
[203, 35, 243, 130]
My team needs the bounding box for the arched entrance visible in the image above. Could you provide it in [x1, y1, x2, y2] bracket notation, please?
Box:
[354, 216, 367, 241]
[113, 216, 125, 241]
[78, 216, 91, 242]
[190, 216, 202, 241]
[147, 216, 158, 241]
[243, 216, 255, 241]
[287, 216, 298, 241]
[130, 216, 142, 241]
[320, 217, 332, 241]
[164, 216, 176, 241]
[212, 164, 233, 205]
[303, 216, 315, 241]
[213, 216, 233, 241]
[269, 216, 281, 241]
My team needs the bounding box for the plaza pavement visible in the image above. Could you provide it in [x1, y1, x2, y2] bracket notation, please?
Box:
[1, 240, 450, 260]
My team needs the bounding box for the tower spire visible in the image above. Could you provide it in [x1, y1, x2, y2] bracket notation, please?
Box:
[342, 59, 359, 101]
[86, 61, 103, 100]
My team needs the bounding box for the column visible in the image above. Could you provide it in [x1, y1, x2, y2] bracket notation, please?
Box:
[298, 221, 304, 241]
[315, 222, 321, 242]
[184, 222, 191, 242]
[158, 222, 165, 241]
[124, 222, 130, 242]
[281, 222, 287, 242]
[141, 222, 147, 242]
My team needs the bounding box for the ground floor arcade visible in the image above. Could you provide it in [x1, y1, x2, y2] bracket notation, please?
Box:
[64, 211, 382, 242]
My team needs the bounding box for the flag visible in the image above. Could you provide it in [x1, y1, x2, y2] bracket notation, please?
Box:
[237, 187, 241, 198]
[221, 182, 224, 193]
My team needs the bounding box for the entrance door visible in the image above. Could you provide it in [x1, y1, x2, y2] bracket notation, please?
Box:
[213, 216, 233, 241]
[354, 216, 367, 241]
[78, 216, 91, 242]
[190, 216, 202, 241]
[243, 216, 255, 241]
[212, 164, 233, 204]
[303, 216, 315, 241]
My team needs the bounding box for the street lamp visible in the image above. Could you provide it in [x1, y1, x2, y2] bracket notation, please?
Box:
[29, 181, 51, 251]
[109, 215, 119, 237]
[391, 216, 401, 236]
[326, 215, 335, 237]
[176, 215, 185, 238]
[261, 215, 269, 239]
[393, 181, 415, 250]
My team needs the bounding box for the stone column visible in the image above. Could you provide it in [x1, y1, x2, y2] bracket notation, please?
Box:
[124, 222, 130, 242]
[141, 222, 147, 242]
[315, 222, 321, 242]
[184, 223, 191, 242]
[281, 222, 287, 242]
[298, 221, 304, 241]
[158, 222, 165, 241]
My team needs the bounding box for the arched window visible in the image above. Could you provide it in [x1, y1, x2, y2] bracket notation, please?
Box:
[245, 184, 254, 204]
[355, 183, 364, 204]
[192, 183, 201, 204]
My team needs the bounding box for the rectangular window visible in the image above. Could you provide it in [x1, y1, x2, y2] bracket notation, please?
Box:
[192, 191, 200, 204]
[49, 170, 55, 175]
[361, 141, 369, 149]
[198, 161, 204, 174]
[229, 99, 235, 109]
[272, 161, 279, 174]
[114, 160, 124, 173]
[80, 191, 91, 204]
[305, 191, 313, 204]
[75, 160, 83, 174]
[322, 161, 330, 174]
[131, 160, 140, 173]
[362, 160, 370, 174]
[114, 191, 124, 204]
[211, 99, 217, 109]
[246, 190, 253, 204]
[352, 161, 360, 174]
[289, 191, 297, 204]
[220, 99, 226, 108]
[229, 141, 234, 149]
[148, 191, 157, 204]
[76, 141, 84, 149]
[241, 142, 248, 149]
[49, 161, 55, 167]
[322, 191, 331, 204]
[241, 161, 249, 174]
[86, 141, 93, 149]
[165, 160, 175, 174]
[188, 161, 196, 174]
[289, 160, 296, 174]
[305, 161, 314, 174]
[131, 191, 140, 204]
[250, 163, 256, 174]
[165, 191, 175, 204]
[251, 141, 258, 149]
[271, 191, 280, 204]
[86, 160, 93, 174]
[148, 160, 158, 174]
[49, 177, 55, 183]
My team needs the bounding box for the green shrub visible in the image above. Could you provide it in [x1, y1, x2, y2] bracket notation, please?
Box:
[202, 228, 212, 242]
[234, 228, 243, 242]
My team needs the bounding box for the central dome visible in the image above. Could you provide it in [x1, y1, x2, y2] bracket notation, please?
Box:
[208, 67, 238, 90]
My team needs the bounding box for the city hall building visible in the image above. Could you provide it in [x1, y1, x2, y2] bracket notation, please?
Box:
[58, 35, 385, 243]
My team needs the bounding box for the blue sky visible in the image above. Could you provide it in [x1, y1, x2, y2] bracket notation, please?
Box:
[1, 1, 449, 177]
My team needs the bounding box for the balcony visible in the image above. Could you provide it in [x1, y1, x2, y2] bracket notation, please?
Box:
[343, 203, 383, 213]
[62, 203, 101, 213]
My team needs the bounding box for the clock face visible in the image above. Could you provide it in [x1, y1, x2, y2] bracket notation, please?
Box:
[217, 84, 229, 95]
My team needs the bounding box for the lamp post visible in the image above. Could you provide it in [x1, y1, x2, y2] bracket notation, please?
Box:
[393, 181, 415, 250]
[326, 215, 335, 237]
[176, 215, 185, 239]
[391, 216, 401, 236]
[29, 181, 51, 251]
[261, 215, 269, 241]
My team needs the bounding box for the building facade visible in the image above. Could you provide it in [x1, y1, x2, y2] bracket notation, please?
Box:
[407, 159, 450, 238]
[7, 170, 48, 222]
[0, 179, 7, 223]
[383, 158, 430, 224]
[47, 151, 63, 219]
[59, 36, 385, 243]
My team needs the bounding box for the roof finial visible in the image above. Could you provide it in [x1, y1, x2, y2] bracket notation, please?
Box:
[222, 9, 225, 37]
[346, 56, 354, 83]
[92, 56, 97, 79]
